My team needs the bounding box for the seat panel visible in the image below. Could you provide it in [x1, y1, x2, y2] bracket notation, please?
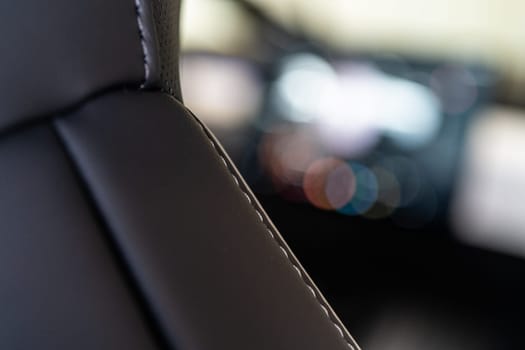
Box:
[0, 0, 146, 131]
[54, 91, 358, 350]
[0, 124, 159, 349]
[0, 0, 361, 348]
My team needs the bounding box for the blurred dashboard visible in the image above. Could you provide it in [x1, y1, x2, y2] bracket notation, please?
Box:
[179, 1, 525, 349]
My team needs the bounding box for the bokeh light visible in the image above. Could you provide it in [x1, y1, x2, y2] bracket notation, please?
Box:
[379, 156, 422, 208]
[273, 53, 338, 123]
[303, 158, 356, 210]
[181, 55, 262, 128]
[315, 63, 383, 157]
[453, 106, 525, 257]
[365, 166, 402, 219]
[316, 63, 441, 156]
[259, 127, 322, 193]
[378, 77, 442, 149]
[338, 162, 379, 216]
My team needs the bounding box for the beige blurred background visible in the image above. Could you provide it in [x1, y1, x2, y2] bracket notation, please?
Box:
[181, 0, 525, 103]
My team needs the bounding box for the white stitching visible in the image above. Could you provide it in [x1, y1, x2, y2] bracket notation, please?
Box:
[266, 228, 275, 240]
[135, 1, 356, 347]
[243, 192, 253, 205]
[279, 246, 290, 259]
[307, 285, 318, 298]
[197, 123, 356, 350]
[134, 0, 149, 85]
[293, 265, 303, 278]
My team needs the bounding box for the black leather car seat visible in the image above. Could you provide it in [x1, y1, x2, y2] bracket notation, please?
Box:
[0, 1, 360, 349]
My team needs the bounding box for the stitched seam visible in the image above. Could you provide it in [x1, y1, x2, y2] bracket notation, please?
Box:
[134, 0, 149, 86]
[188, 114, 357, 350]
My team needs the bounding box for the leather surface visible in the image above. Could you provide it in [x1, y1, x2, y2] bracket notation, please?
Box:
[147, 0, 183, 99]
[0, 124, 159, 349]
[0, 0, 146, 131]
[0, 0, 360, 348]
[54, 91, 359, 350]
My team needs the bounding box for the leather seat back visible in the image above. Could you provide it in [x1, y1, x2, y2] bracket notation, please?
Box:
[0, 1, 360, 349]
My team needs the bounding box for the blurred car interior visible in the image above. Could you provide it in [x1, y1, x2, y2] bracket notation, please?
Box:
[180, 1, 525, 349]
